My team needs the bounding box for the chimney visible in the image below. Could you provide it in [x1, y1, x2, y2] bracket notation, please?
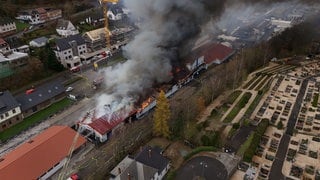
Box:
[127, 173, 131, 180]
[118, 167, 121, 174]
[148, 149, 152, 158]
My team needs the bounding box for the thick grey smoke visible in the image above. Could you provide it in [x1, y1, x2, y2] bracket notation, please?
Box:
[96, 0, 220, 116]
[95, 0, 320, 117]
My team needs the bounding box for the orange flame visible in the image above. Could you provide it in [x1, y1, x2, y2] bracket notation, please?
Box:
[141, 97, 152, 110]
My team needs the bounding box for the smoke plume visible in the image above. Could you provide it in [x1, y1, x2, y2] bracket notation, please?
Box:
[95, 0, 320, 117]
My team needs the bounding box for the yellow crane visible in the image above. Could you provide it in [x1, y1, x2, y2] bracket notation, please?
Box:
[99, 0, 119, 49]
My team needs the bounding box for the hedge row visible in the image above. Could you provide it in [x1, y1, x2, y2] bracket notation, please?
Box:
[224, 92, 252, 123]
[243, 119, 269, 162]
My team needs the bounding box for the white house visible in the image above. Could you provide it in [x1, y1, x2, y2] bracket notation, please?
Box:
[0, 91, 23, 132]
[55, 34, 87, 68]
[0, 18, 16, 37]
[29, 36, 48, 48]
[110, 146, 170, 180]
[16, 8, 62, 25]
[56, 19, 79, 37]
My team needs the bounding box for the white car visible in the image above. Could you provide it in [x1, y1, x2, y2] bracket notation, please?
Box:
[66, 86, 74, 92]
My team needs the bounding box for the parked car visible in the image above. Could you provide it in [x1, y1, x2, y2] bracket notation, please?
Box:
[66, 86, 74, 92]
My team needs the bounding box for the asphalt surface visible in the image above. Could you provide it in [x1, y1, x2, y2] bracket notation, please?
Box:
[225, 125, 256, 153]
[269, 78, 308, 180]
[176, 156, 228, 180]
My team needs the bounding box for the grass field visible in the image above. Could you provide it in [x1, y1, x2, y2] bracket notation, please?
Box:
[237, 132, 254, 156]
[224, 92, 252, 123]
[0, 98, 72, 142]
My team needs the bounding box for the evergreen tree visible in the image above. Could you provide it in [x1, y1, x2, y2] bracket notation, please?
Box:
[153, 90, 171, 138]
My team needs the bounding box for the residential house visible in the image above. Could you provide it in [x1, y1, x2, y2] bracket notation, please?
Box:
[110, 146, 170, 180]
[0, 91, 23, 132]
[107, 4, 125, 21]
[0, 38, 29, 78]
[0, 38, 10, 54]
[0, 126, 86, 180]
[0, 17, 16, 37]
[83, 27, 133, 52]
[55, 34, 87, 68]
[78, 107, 132, 143]
[29, 36, 48, 48]
[56, 19, 79, 37]
[15, 80, 65, 117]
[16, 8, 62, 25]
[83, 28, 106, 51]
[46, 8, 62, 20]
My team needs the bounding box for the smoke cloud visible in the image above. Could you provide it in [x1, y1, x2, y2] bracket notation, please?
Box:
[95, 0, 320, 117]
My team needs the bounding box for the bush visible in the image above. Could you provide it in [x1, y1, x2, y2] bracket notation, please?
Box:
[242, 119, 269, 162]
[233, 123, 240, 129]
[277, 121, 284, 129]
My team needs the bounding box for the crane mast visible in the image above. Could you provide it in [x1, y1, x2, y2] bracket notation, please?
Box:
[100, 0, 119, 49]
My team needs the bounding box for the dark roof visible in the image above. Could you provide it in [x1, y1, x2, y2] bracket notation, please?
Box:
[15, 80, 65, 111]
[109, 4, 123, 15]
[0, 17, 14, 26]
[0, 91, 20, 114]
[55, 34, 85, 51]
[135, 146, 170, 173]
[119, 161, 157, 180]
[56, 19, 70, 29]
[30, 37, 48, 44]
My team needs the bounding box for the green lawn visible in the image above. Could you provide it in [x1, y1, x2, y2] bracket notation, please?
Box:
[248, 75, 265, 90]
[226, 90, 242, 104]
[15, 20, 30, 32]
[237, 132, 254, 156]
[224, 92, 252, 123]
[0, 98, 72, 142]
[312, 93, 319, 107]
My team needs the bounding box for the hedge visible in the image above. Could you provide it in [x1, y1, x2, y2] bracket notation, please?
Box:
[242, 119, 269, 162]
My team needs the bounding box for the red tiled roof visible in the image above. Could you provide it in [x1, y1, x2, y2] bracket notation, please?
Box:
[186, 43, 234, 65]
[0, 126, 86, 180]
[36, 8, 47, 14]
[88, 111, 127, 135]
[0, 38, 7, 46]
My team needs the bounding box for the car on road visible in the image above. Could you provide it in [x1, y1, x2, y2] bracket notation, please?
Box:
[66, 86, 74, 92]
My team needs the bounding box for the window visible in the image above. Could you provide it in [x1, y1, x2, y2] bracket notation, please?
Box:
[69, 55, 72, 59]
[0, 115, 3, 119]
[5, 112, 9, 117]
[8, 120, 12, 124]
[2, 124, 6, 129]
[16, 116, 20, 121]
[12, 109, 16, 114]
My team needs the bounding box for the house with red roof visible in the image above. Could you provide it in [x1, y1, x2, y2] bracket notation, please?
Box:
[78, 108, 134, 143]
[185, 43, 235, 71]
[0, 126, 86, 180]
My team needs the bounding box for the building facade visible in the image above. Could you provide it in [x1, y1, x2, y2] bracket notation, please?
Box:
[55, 34, 87, 68]
[16, 8, 62, 25]
[0, 91, 23, 132]
[56, 19, 79, 37]
[0, 18, 16, 37]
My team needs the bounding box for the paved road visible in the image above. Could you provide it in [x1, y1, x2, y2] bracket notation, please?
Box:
[269, 78, 308, 180]
[176, 156, 228, 180]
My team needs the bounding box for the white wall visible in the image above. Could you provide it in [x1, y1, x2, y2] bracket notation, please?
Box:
[0, 22, 16, 33]
[0, 107, 22, 123]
